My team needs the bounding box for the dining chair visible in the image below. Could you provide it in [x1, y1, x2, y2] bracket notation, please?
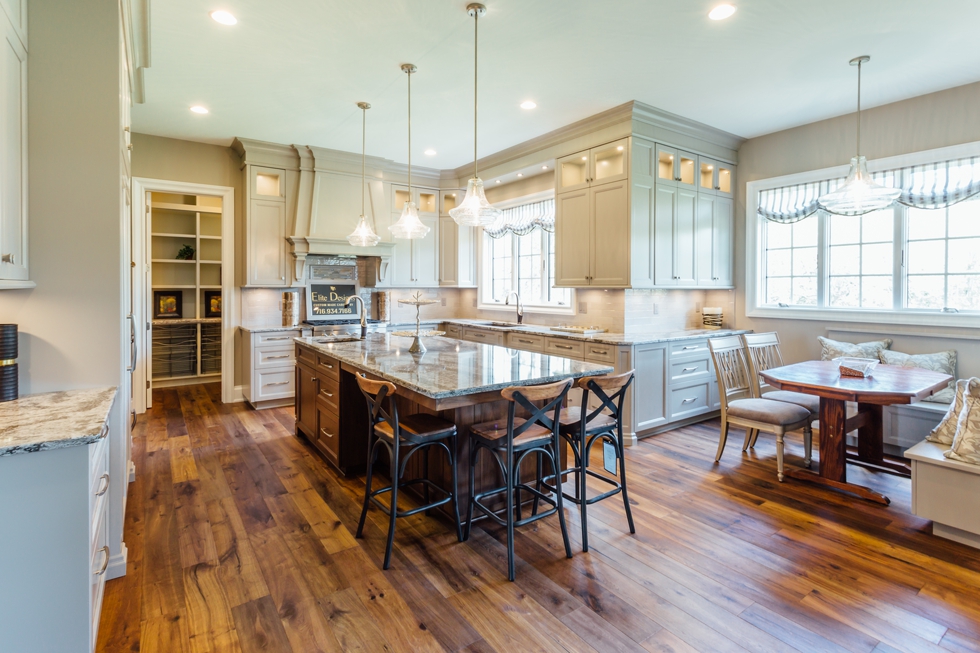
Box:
[708, 336, 812, 481]
[741, 332, 815, 467]
[464, 378, 574, 581]
[547, 370, 636, 553]
[354, 374, 463, 571]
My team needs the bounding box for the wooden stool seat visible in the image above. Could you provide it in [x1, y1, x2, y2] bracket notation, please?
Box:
[558, 406, 616, 435]
[375, 413, 456, 443]
[470, 418, 552, 449]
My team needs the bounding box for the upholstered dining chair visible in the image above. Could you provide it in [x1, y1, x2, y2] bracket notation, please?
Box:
[708, 336, 812, 481]
[741, 332, 815, 467]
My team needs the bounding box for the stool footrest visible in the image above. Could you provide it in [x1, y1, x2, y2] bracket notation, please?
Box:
[368, 478, 453, 518]
[471, 482, 560, 528]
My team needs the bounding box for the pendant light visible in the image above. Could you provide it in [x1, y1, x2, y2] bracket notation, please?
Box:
[817, 56, 900, 216]
[347, 102, 382, 247]
[389, 63, 431, 240]
[449, 3, 502, 227]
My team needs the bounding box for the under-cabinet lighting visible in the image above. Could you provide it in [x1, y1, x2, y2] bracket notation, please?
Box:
[707, 165, 714, 170]
[210, 10, 237, 25]
[708, 4, 736, 20]
[520, 100, 537, 109]
[190, 106, 209, 114]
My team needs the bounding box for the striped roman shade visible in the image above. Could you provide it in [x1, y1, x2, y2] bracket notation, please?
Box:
[483, 199, 555, 238]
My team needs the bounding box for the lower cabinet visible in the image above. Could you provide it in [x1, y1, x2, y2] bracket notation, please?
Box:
[243, 328, 310, 409]
[294, 344, 368, 475]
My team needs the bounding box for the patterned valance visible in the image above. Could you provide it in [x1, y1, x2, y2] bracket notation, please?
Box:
[484, 199, 555, 239]
[759, 156, 980, 224]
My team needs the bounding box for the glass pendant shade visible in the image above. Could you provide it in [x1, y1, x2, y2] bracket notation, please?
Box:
[389, 201, 430, 239]
[347, 214, 381, 247]
[449, 177, 501, 226]
[818, 155, 901, 216]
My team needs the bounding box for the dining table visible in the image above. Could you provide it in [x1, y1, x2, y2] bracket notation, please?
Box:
[760, 360, 952, 505]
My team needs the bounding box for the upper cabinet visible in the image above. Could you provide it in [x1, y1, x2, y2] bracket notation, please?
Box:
[699, 157, 734, 198]
[439, 190, 476, 287]
[556, 138, 629, 193]
[241, 165, 288, 287]
[390, 185, 439, 288]
[655, 145, 698, 190]
[0, 9, 27, 286]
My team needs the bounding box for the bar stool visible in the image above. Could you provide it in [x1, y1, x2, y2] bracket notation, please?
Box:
[354, 374, 463, 570]
[549, 371, 636, 553]
[464, 378, 573, 581]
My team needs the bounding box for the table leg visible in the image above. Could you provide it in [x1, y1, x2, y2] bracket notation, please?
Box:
[847, 403, 912, 477]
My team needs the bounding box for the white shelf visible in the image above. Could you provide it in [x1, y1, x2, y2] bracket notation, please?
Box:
[152, 259, 196, 264]
[199, 260, 222, 265]
[151, 284, 196, 289]
[152, 201, 222, 214]
[151, 232, 196, 239]
[199, 235, 222, 240]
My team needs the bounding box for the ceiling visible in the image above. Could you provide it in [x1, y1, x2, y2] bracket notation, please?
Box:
[133, 0, 980, 170]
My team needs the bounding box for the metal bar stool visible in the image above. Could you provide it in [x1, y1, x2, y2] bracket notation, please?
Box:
[354, 374, 463, 570]
[464, 378, 573, 581]
[547, 371, 636, 553]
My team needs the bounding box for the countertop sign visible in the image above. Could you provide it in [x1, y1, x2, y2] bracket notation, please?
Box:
[308, 283, 357, 319]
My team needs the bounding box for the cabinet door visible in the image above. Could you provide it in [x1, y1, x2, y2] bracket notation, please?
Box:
[248, 199, 287, 286]
[556, 149, 591, 193]
[656, 145, 697, 190]
[696, 194, 716, 286]
[591, 181, 630, 287]
[439, 216, 458, 286]
[295, 364, 318, 437]
[0, 27, 26, 281]
[555, 189, 592, 287]
[700, 157, 734, 197]
[712, 197, 733, 286]
[592, 138, 629, 187]
[390, 232, 413, 286]
[674, 189, 697, 285]
[633, 343, 668, 432]
[413, 215, 439, 287]
[251, 166, 285, 200]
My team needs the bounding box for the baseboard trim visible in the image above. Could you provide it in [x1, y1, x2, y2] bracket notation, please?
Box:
[933, 523, 980, 550]
[105, 542, 128, 580]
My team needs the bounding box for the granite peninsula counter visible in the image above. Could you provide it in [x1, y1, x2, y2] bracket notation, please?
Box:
[292, 333, 612, 515]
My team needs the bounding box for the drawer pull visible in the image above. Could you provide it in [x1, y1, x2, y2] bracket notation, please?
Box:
[324, 363, 334, 369]
[266, 381, 289, 386]
[682, 397, 697, 404]
[95, 473, 110, 497]
[682, 367, 698, 373]
[265, 336, 291, 341]
[320, 428, 334, 439]
[590, 348, 606, 355]
[322, 391, 334, 398]
[682, 345, 698, 350]
[517, 339, 534, 344]
[474, 333, 486, 338]
[95, 546, 110, 576]
[266, 354, 290, 360]
[555, 344, 574, 350]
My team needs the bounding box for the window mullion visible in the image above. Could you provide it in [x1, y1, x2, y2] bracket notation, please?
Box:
[893, 205, 904, 310]
[817, 211, 828, 308]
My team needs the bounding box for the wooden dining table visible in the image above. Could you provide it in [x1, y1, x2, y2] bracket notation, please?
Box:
[760, 361, 952, 505]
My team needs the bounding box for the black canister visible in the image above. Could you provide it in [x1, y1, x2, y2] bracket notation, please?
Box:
[0, 324, 17, 402]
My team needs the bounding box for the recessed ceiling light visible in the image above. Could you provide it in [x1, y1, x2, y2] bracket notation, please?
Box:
[520, 100, 536, 110]
[210, 10, 237, 25]
[616, 146, 624, 151]
[581, 156, 587, 161]
[424, 148, 437, 156]
[708, 4, 736, 20]
[517, 173, 523, 177]
[495, 180, 501, 184]
[542, 165, 548, 170]
[190, 105, 209, 114]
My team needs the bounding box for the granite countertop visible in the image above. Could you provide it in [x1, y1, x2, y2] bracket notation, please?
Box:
[438, 318, 749, 345]
[295, 333, 611, 400]
[240, 325, 313, 333]
[0, 387, 117, 457]
[154, 318, 221, 326]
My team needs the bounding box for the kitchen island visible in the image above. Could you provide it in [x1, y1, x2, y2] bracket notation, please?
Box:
[293, 333, 612, 518]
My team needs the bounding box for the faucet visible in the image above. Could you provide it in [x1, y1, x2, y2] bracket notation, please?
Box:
[504, 291, 524, 325]
[345, 295, 367, 338]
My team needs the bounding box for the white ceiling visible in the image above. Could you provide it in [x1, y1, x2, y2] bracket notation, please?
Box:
[133, 0, 980, 170]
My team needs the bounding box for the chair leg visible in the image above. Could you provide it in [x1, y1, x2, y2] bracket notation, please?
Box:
[580, 433, 589, 553]
[505, 457, 516, 582]
[803, 424, 813, 469]
[750, 428, 761, 448]
[715, 421, 730, 462]
[742, 428, 754, 452]
[552, 440, 573, 561]
[383, 461, 399, 570]
[422, 445, 430, 516]
[449, 435, 463, 542]
[776, 432, 785, 483]
[617, 433, 635, 535]
[531, 452, 543, 517]
[464, 443, 479, 542]
[356, 440, 379, 539]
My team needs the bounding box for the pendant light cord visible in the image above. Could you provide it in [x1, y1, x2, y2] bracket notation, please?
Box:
[473, 10, 479, 178]
[361, 106, 366, 216]
[408, 69, 412, 194]
[856, 59, 862, 158]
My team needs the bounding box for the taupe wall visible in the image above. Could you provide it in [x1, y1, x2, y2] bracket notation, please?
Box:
[734, 81, 980, 377]
[131, 133, 246, 386]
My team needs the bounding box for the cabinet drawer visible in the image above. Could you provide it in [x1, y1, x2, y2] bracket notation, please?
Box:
[318, 375, 339, 413]
[317, 355, 340, 381]
[255, 368, 295, 400]
[257, 330, 300, 346]
[88, 424, 109, 479]
[255, 346, 295, 370]
[669, 382, 710, 420]
[296, 344, 317, 366]
[545, 338, 584, 359]
[316, 404, 340, 466]
[508, 333, 545, 352]
[669, 339, 709, 359]
[669, 356, 712, 386]
[91, 502, 109, 633]
[444, 324, 462, 339]
[583, 342, 615, 364]
[463, 328, 504, 346]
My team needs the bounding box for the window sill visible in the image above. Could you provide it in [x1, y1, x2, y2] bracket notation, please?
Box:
[748, 305, 980, 329]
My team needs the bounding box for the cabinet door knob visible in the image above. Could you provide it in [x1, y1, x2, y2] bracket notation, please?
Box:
[715, 186, 721, 190]
[95, 546, 110, 576]
[95, 473, 110, 497]
[1, 253, 14, 264]
[127, 143, 133, 151]
[674, 177, 681, 182]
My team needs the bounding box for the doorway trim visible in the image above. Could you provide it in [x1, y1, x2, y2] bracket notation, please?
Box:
[133, 177, 239, 407]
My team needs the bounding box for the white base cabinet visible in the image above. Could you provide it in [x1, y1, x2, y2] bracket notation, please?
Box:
[243, 328, 310, 408]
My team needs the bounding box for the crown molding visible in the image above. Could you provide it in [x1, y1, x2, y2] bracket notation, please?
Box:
[232, 137, 300, 169]
[120, 0, 151, 104]
[631, 101, 745, 162]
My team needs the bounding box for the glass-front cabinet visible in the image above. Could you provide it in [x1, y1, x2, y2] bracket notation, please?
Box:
[555, 138, 629, 193]
[656, 145, 697, 189]
[699, 157, 734, 198]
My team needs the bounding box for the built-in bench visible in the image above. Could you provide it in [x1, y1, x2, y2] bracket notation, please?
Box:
[905, 439, 980, 549]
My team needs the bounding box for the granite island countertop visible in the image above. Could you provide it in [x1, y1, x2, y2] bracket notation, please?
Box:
[437, 318, 750, 346]
[0, 387, 117, 457]
[295, 333, 612, 400]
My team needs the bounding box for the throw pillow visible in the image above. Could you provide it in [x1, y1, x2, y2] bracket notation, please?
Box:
[945, 379, 980, 465]
[878, 350, 956, 404]
[817, 336, 892, 362]
[927, 378, 977, 445]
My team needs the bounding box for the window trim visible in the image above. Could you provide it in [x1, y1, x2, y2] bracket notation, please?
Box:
[476, 191, 576, 316]
[746, 139, 980, 328]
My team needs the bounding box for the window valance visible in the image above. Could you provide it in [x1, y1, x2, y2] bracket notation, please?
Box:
[759, 156, 980, 224]
[484, 199, 554, 239]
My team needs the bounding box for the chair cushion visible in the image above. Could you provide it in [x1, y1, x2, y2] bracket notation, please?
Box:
[879, 349, 956, 404]
[764, 390, 819, 417]
[375, 413, 456, 442]
[558, 406, 617, 434]
[726, 398, 810, 427]
[818, 336, 892, 362]
[470, 417, 552, 449]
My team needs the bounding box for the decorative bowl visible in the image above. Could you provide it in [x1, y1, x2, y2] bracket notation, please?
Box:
[834, 356, 879, 378]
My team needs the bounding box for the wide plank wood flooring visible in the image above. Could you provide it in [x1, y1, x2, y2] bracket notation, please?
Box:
[97, 383, 980, 652]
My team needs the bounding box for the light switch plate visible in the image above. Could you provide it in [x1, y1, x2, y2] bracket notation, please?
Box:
[578, 302, 588, 314]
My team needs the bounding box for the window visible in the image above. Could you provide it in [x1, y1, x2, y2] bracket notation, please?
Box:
[765, 218, 817, 306]
[906, 199, 980, 311]
[827, 209, 894, 309]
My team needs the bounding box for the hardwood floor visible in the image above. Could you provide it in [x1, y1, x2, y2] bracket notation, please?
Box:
[97, 383, 980, 653]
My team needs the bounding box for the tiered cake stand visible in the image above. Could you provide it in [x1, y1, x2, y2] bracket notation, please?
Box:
[390, 292, 444, 354]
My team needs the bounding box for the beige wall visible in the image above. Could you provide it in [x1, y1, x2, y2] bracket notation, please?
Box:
[734, 81, 980, 377]
[131, 133, 246, 385]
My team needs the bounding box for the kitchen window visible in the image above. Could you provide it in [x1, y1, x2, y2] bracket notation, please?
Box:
[480, 198, 572, 312]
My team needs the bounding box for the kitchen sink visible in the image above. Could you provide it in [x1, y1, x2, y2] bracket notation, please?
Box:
[485, 321, 528, 330]
[312, 335, 361, 344]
